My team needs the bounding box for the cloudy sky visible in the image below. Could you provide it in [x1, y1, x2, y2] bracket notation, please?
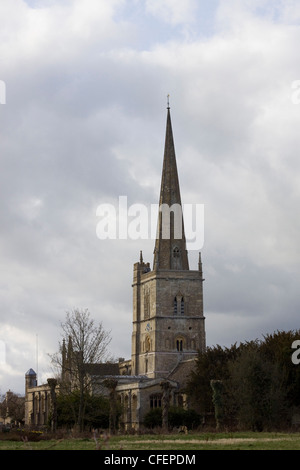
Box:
[1, 0, 300, 395]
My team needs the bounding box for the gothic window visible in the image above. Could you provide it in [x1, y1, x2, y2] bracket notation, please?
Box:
[150, 393, 162, 408]
[172, 246, 181, 269]
[174, 295, 184, 315]
[173, 246, 180, 257]
[175, 336, 185, 351]
[173, 297, 178, 315]
[144, 289, 150, 320]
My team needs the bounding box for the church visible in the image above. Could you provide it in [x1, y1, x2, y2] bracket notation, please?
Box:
[25, 104, 206, 430]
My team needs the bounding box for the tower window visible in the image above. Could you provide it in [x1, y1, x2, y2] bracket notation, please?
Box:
[176, 339, 183, 351]
[173, 297, 178, 315]
[173, 247, 180, 257]
[174, 295, 184, 315]
[172, 246, 182, 269]
[144, 289, 150, 320]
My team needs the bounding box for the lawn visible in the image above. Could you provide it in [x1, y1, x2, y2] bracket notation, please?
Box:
[1, 431, 300, 450]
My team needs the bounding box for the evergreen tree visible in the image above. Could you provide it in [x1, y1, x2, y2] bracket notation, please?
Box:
[187, 329, 300, 430]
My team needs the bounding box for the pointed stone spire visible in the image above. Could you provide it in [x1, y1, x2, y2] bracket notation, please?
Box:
[153, 105, 189, 271]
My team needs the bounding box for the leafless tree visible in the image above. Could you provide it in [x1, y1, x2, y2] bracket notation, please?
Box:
[51, 308, 112, 431]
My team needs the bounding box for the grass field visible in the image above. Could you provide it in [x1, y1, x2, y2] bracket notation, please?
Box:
[1, 431, 300, 450]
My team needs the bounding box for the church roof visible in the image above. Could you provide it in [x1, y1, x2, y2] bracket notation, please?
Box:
[168, 358, 196, 389]
[153, 106, 189, 271]
[25, 368, 36, 376]
[84, 362, 120, 377]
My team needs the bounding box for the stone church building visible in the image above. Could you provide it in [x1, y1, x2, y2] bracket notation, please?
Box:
[25, 105, 206, 429]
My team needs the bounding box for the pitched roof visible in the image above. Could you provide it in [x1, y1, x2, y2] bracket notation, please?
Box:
[168, 358, 196, 389]
[84, 362, 120, 377]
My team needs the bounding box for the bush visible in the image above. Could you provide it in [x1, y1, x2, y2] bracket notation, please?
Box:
[187, 329, 300, 431]
[143, 408, 162, 428]
[143, 407, 201, 430]
[169, 407, 201, 429]
[0, 429, 44, 442]
[56, 392, 113, 430]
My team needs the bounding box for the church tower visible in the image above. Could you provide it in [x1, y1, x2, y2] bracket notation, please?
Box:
[131, 104, 206, 378]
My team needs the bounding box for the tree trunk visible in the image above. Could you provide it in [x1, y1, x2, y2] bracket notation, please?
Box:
[104, 379, 118, 434]
[160, 381, 171, 432]
[47, 378, 57, 433]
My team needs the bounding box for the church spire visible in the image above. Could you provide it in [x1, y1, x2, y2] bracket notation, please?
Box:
[153, 105, 189, 271]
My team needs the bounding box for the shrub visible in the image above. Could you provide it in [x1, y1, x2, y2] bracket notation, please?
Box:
[143, 408, 162, 428]
[169, 407, 201, 429]
[143, 407, 201, 430]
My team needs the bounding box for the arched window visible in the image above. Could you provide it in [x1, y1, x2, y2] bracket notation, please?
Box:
[173, 247, 180, 257]
[172, 246, 181, 269]
[174, 295, 184, 315]
[175, 335, 185, 352]
[180, 298, 184, 315]
[144, 289, 150, 319]
[173, 297, 178, 315]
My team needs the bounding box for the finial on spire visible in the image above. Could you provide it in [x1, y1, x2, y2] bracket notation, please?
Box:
[140, 250, 143, 263]
[167, 94, 170, 109]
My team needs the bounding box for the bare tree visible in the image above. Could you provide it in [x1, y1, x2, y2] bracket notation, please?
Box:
[51, 308, 112, 431]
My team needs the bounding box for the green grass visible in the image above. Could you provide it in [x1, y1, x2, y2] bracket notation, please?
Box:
[1, 431, 300, 450]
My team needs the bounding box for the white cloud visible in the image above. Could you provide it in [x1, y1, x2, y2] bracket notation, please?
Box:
[0, 0, 130, 67]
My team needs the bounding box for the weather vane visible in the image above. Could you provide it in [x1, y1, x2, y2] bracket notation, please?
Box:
[167, 94, 170, 109]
